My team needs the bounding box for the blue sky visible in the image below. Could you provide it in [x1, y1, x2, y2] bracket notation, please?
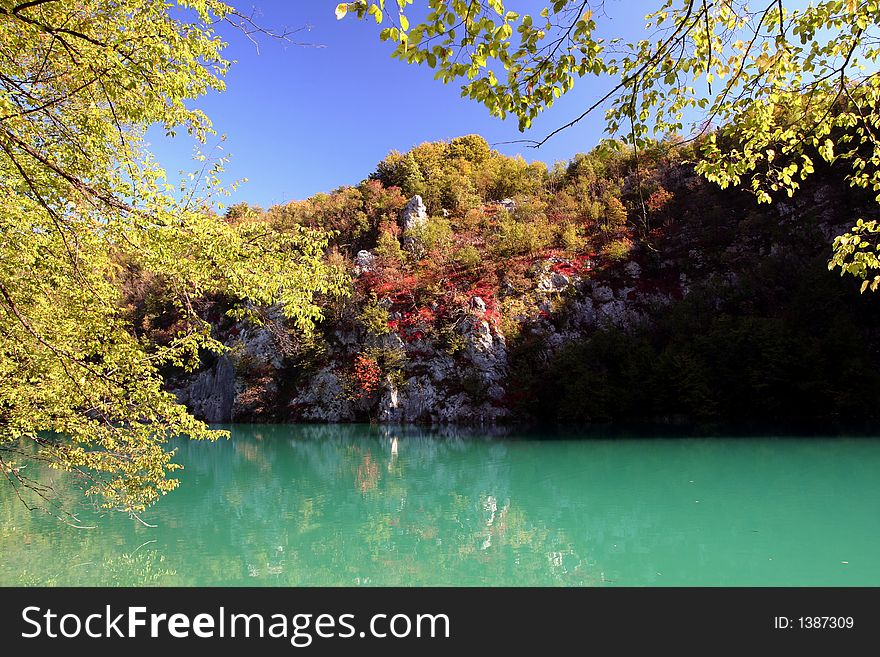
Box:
[149, 1, 649, 208]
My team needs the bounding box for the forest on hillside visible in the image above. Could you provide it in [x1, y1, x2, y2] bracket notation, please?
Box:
[124, 134, 880, 429]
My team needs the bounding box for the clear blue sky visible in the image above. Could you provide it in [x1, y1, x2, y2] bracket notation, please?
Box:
[148, 1, 649, 208]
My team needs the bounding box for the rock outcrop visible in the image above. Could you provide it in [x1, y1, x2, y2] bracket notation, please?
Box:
[372, 314, 508, 425]
[175, 355, 235, 423]
[400, 194, 428, 253]
[400, 194, 428, 230]
[290, 367, 355, 422]
[354, 249, 376, 275]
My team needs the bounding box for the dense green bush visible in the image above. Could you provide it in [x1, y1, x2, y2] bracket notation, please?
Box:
[454, 245, 482, 270]
[404, 216, 453, 257]
[600, 237, 633, 261]
[557, 222, 583, 250]
[373, 151, 425, 198]
[447, 134, 492, 164]
[491, 211, 553, 257]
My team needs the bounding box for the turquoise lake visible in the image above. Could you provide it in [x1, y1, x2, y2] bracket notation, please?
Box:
[2, 424, 879, 586]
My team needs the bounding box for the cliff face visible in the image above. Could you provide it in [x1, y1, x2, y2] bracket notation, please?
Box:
[173, 263, 512, 425]
[166, 143, 880, 426]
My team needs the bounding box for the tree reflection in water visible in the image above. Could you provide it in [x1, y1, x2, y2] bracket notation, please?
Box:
[0, 424, 599, 585]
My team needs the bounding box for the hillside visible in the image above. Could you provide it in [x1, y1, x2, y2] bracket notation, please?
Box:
[125, 135, 880, 428]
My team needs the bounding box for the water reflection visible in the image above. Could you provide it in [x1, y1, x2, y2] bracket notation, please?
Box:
[2, 425, 880, 586]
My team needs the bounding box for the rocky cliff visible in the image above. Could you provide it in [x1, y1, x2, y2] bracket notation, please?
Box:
[164, 138, 880, 426]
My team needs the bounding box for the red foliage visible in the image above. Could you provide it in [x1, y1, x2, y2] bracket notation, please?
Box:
[358, 268, 418, 306]
[539, 250, 595, 278]
[389, 306, 438, 342]
[466, 279, 501, 325]
[548, 253, 594, 277]
[378, 219, 401, 238]
[356, 227, 512, 339]
[353, 354, 382, 399]
[647, 187, 674, 213]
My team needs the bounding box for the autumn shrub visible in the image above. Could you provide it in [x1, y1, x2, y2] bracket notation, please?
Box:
[410, 141, 448, 181]
[454, 206, 492, 234]
[352, 354, 382, 400]
[491, 211, 553, 257]
[358, 180, 406, 229]
[647, 186, 674, 214]
[388, 306, 439, 342]
[498, 295, 534, 341]
[264, 182, 404, 254]
[566, 152, 601, 186]
[404, 216, 453, 257]
[600, 237, 633, 262]
[358, 294, 392, 335]
[546, 189, 578, 223]
[436, 168, 481, 215]
[454, 245, 482, 271]
[373, 151, 425, 198]
[436, 319, 468, 355]
[118, 261, 180, 344]
[223, 202, 263, 224]
[359, 265, 417, 308]
[510, 193, 549, 223]
[447, 134, 492, 164]
[375, 229, 406, 264]
[373, 343, 407, 388]
[234, 375, 277, 420]
[600, 194, 628, 233]
[480, 155, 547, 200]
[557, 222, 584, 251]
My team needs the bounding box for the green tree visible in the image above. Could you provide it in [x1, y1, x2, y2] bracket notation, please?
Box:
[372, 150, 425, 197]
[601, 195, 628, 233]
[447, 134, 492, 163]
[340, 0, 880, 289]
[0, 0, 346, 516]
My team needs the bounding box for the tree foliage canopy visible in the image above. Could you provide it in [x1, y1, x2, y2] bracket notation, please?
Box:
[0, 0, 346, 517]
[340, 0, 880, 289]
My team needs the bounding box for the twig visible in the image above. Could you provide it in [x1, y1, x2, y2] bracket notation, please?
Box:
[130, 512, 156, 528]
[130, 539, 157, 556]
[223, 10, 324, 54]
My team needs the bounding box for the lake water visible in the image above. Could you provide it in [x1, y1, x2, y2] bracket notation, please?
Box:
[2, 424, 879, 586]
